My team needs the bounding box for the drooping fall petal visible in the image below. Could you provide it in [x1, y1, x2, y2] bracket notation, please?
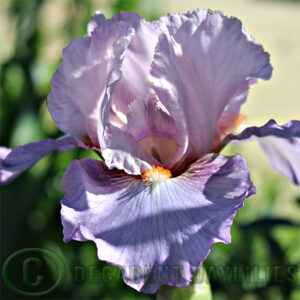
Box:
[216, 119, 300, 185]
[0, 136, 90, 185]
[61, 154, 255, 293]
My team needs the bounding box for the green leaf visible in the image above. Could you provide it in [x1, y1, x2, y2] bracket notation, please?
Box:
[157, 267, 212, 300]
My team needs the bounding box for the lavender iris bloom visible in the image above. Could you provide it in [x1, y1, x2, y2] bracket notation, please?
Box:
[1, 9, 299, 293]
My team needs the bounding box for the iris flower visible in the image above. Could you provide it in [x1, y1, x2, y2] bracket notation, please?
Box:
[1, 9, 300, 294]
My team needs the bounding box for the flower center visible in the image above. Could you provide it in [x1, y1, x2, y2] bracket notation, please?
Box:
[139, 136, 177, 164]
[141, 166, 172, 184]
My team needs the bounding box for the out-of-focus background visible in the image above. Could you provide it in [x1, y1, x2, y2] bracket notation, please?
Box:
[1, 0, 299, 299]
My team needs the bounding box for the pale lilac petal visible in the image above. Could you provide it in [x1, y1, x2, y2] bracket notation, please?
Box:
[110, 12, 160, 114]
[150, 9, 272, 170]
[0, 147, 11, 159]
[216, 119, 300, 185]
[99, 25, 158, 175]
[0, 136, 90, 185]
[258, 134, 300, 185]
[126, 96, 176, 141]
[50, 11, 160, 146]
[125, 96, 177, 164]
[47, 17, 134, 146]
[61, 154, 255, 293]
[101, 126, 155, 175]
[87, 11, 106, 36]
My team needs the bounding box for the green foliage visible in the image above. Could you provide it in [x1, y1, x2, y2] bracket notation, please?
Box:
[157, 268, 212, 300]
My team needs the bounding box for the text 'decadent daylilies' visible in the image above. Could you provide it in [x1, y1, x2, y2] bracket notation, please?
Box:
[1, 9, 300, 294]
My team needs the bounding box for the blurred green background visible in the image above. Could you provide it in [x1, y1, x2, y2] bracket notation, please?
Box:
[1, 0, 299, 299]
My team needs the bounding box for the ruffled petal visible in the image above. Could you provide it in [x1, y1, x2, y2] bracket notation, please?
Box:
[47, 14, 134, 146]
[87, 11, 106, 36]
[88, 12, 160, 118]
[216, 119, 300, 185]
[50, 10, 161, 174]
[61, 153, 255, 293]
[109, 12, 160, 115]
[150, 9, 272, 169]
[0, 136, 90, 185]
[99, 23, 158, 175]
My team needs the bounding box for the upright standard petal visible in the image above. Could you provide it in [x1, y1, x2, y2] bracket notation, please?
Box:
[126, 96, 177, 164]
[150, 9, 272, 169]
[48, 12, 160, 147]
[0, 136, 91, 185]
[61, 154, 255, 293]
[215, 120, 300, 185]
[47, 16, 134, 146]
[99, 24, 158, 175]
[109, 12, 160, 115]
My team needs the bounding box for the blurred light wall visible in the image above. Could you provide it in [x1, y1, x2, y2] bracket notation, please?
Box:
[163, 0, 300, 126]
